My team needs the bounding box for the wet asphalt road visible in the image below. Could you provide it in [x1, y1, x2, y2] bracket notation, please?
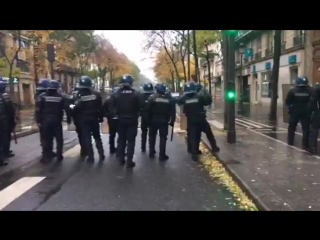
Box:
[0, 131, 241, 211]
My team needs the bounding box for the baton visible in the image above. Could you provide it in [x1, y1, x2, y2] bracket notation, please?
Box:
[170, 125, 174, 141]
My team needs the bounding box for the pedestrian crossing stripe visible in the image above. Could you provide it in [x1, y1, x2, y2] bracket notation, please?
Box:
[0, 177, 45, 210]
[235, 118, 274, 130]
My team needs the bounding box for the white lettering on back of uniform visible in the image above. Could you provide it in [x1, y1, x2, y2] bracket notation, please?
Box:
[44, 96, 62, 102]
[81, 95, 96, 101]
[155, 98, 169, 103]
[121, 90, 132, 94]
[185, 98, 198, 104]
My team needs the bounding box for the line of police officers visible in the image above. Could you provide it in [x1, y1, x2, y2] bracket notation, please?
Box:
[285, 76, 320, 155]
[0, 73, 221, 168]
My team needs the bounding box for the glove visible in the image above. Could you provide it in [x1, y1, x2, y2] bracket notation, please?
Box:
[169, 120, 174, 127]
[99, 117, 104, 123]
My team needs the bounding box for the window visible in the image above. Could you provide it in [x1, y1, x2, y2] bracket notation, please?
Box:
[281, 30, 286, 42]
[289, 67, 298, 84]
[266, 31, 273, 49]
[16, 59, 30, 73]
[13, 38, 30, 49]
[295, 30, 305, 36]
[261, 72, 272, 98]
[256, 36, 262, 52]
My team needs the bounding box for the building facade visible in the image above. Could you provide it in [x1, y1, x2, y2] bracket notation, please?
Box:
[0, 30, 80, 104]
[235, 30, 306, 105]
[199, 42, 223, 99]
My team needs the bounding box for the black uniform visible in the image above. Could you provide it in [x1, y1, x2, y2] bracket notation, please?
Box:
[0, 94, 9, 166]
[146, 92, 175, 160]
[308, 85, 320, 154]
[109, 85, 141, 167]
[181, 93, 212, 161]
[103, 96, 118, 153]
[73, 88, 105, 162]
[285, 85, 312, 148]
[1, 92, 15, 158]
[69, 89, 87, 157]
[35, 90, 69, 162]
[140, 92, 153, 152]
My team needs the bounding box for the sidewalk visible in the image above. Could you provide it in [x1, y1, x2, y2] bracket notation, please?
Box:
[37, 131, 241, 211]
[0, 128, 78, 177]
[203, 121, 320, 211]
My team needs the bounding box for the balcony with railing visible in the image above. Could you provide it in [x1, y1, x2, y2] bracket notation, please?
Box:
[293, 34, 305, 47]
[264, 47, 273, 57]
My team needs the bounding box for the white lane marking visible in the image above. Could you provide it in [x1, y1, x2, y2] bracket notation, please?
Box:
[64, 144, 80, 158]
[207, 120, 320, 159]
[235, 118, 264, 129]
[0, 177, 45, 210]
[236, 117, 273, 128]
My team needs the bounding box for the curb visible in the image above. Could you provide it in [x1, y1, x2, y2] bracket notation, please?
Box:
[199, 136, 269, 211]
[14, 129, 39, 139]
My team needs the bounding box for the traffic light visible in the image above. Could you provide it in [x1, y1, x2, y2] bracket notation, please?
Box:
[226, 30, 238, 35]
[47, 43, 56, 62]
[227, 90, 235, 99]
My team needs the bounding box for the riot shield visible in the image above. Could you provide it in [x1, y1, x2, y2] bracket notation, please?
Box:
[101, 117, 109, 134]
[282, 84, 293, 124]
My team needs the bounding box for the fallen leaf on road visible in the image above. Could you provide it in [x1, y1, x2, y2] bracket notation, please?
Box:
[199, 143, 258, 211]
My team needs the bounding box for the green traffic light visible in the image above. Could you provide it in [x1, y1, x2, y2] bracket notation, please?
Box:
[227, 91, 235, 99]
[226, 30, 238, 35]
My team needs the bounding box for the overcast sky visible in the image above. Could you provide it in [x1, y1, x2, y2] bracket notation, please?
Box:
[94, 30, 155, 80]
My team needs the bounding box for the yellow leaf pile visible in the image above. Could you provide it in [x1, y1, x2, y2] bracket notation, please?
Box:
[199, 143, 258, 211]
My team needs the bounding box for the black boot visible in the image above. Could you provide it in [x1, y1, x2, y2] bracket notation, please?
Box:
[126, 159, 136, 168]
[110, 147, 117, 154]
[211, 146, 220, 153]
[119, 158, 125, 165]
[5, 152, 15, 158]
[56, 155, 64, 161]
[191, 154, 199, 161]
[0, 158, 8, 166]
[86, 156, 94, 163]
[159, 155, 169, 161]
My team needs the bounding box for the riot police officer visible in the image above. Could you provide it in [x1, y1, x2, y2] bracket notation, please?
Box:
[72, 76, 105, 163]
[285, 76, 312, 149]
[0, 80, 16, 159]
[69, 83, 87, 158]
[35, 79, 57, 158]
[146, 83, 175, 161]
[179, 81, 216, 161]
[192, 82, 219, 154]
[103, 86, 120, 154]
[140, 83, 154, 152]
[35, 80, 70, 163]
[0, 80, 13, 166]
[109, 74, 142, 168]
[308, 83, 320, 154]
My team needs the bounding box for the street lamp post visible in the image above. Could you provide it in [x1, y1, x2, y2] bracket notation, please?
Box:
[202, 64, 207, 88]
[237, 43, 245, 114]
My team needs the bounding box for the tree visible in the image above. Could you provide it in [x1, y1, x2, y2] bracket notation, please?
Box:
[25, 30, 54, 84]
[269, 30, 281, 122]
[0, 30, 23, 96]
[174, 30, 188, 81]
[153, 47, 195, 91]
[50, 30, 97, 74]
[0, 57, 21, 78]
[131, 62, 141, 80]
[143, 30, 181, 82]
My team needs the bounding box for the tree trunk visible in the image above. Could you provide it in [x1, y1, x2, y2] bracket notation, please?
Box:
[170, 70, 175, 92]
[207, 55, 212, 97]
[187, 30, 191, 81]
[192, 30, 199, 82]
[269, 30, 281, 122]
